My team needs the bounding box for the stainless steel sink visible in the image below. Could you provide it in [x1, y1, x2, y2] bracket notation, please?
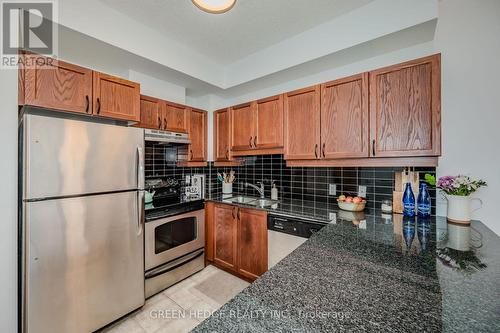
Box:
[222, 196, 259, 204]
[247, 199, 279, 208]
[221, 196, 278, 208]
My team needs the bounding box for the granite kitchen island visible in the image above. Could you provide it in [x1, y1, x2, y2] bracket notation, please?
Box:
[192, 213, 500, 332]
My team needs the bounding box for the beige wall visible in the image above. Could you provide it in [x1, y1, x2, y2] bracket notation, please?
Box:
[434, 0, 500, 234]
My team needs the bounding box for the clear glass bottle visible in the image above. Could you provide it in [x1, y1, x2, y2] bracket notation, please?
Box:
[417, 183, 431, 217]
[403, 182, 415, 217]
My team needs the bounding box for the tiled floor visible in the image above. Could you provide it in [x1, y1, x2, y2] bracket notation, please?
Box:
[99, 265, 249, 333]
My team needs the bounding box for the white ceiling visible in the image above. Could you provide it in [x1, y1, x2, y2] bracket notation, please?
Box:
[99, 0, 373, 65]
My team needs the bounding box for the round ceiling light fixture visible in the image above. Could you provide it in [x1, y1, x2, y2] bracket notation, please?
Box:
[192, 0, 236, 14]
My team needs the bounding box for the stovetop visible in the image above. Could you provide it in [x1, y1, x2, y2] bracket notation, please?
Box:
[145, 199, 205, 222]
[144, 178, 205, 221]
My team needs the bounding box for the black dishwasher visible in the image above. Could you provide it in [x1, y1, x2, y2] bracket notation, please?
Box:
[267, 214, 326, 239]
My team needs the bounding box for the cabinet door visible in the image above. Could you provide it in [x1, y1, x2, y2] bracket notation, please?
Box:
[137, 95, 161, 129]
[321, 73, 369, 159]
[237, 208, 268, 280]
[255, 95, 284, 149]
[231, 102, 255, 151]
[370, 54, 441, 157]
[188, 108, 207, 161]
[284, 85, 321, 160]
[214, 109, 231, 161]
[213, 204, 238, 272]
[93, 72, 140, 121]
[164, 102, 188, 133]
[23, 54, 92, 114]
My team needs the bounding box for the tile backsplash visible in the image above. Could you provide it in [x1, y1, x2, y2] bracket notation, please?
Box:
[145, 143, 436, 213]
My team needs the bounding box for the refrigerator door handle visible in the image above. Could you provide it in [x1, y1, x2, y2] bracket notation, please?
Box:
[137, 146, 144, 190]
[137, 191, 144, 236]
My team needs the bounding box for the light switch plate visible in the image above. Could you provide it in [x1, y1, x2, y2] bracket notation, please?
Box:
[358, 185, 367, 198]
[328, 184, 337, 196]
[185, 175, 191, 184]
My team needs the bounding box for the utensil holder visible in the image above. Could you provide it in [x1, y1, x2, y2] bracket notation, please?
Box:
[222, 182, 233, 194]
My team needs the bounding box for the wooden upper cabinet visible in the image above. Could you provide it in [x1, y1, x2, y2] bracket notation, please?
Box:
[321, 73, 369, 159]
[370, 54, 441, 157]
[137, 95, 161, 129]
[22, 54, 92, 114]
[213, 204, 238, 272]
[255, 95, 284, 149]
[188, 108, 207, 161]
[231, 102, 255, 151]
[164, 102, 188, 133]
[214, 108, 232, 162]
[93, 72, 140, 121]
[284, 85, 321, 160]
[237, 208, 268, 280]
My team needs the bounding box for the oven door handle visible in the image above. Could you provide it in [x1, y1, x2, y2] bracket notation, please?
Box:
[144, 249, 204, 280]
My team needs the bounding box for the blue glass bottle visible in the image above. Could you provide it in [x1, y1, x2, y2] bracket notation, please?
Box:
[403, 182, 415, 217]
[417, 183, 431, 217]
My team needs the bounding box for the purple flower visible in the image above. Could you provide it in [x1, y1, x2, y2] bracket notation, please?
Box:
[437, 176, 456, 190]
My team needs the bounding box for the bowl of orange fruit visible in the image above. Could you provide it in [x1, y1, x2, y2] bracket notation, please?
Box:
[337, 195, 366, 212]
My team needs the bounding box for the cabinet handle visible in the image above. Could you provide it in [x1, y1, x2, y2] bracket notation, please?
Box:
[314, 144, 318, 158]
[237, 207, 240, 220]
[85, 95, 89, 113]
[254, 136, 257, 148]
[190, 149, 193, 161]
[158, 117, 162, 129]
[322, 143, 326, 158]
[249, 136, 253, 148]
[164, 118, 167, 130]
[96, 98, 101, 114]
[372, 139, 376, 156]
[232, 206, 236, 219]
[225, 149, 229, 160]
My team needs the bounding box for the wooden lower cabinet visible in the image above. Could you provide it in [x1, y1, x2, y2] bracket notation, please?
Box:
[237, 208, 268, 280]
[207, 202, 268, 281]
[213, 204, 238, 271]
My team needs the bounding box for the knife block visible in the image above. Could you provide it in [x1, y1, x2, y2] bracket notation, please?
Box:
[392, 170, 420, 214]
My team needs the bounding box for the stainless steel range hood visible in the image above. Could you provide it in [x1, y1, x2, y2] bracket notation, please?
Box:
[144, 129, 191, 145]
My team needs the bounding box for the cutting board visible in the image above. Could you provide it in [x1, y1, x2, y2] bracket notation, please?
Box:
[393, 169, 420, 214]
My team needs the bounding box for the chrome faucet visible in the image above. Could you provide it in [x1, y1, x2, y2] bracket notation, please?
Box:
[245, 182, 265, 198]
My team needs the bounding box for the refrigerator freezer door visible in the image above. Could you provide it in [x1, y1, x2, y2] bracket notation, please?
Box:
[23, 113, 144, 200]
[24, 191, 144, 333]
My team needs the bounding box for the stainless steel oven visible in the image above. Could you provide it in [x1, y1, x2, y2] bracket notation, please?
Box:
[144, 208, 205, 297]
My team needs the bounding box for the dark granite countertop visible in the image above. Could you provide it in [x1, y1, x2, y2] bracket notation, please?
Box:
[193, 210, 500, 332]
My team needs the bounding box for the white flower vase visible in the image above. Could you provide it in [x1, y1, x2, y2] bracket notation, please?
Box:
[445, 194, 482, 225]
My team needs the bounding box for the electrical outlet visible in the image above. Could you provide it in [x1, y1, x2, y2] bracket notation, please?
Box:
[329, 212, 337, 223]
[328, 184, 337, 196]
[185, 175, 191, 184]
[358, 185, 367, 198]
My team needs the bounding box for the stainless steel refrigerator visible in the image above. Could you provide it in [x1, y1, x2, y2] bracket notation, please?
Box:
[20, 110, 145, 333]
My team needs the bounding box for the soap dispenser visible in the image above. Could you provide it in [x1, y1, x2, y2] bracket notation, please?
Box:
[271, 181, 278, 200]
